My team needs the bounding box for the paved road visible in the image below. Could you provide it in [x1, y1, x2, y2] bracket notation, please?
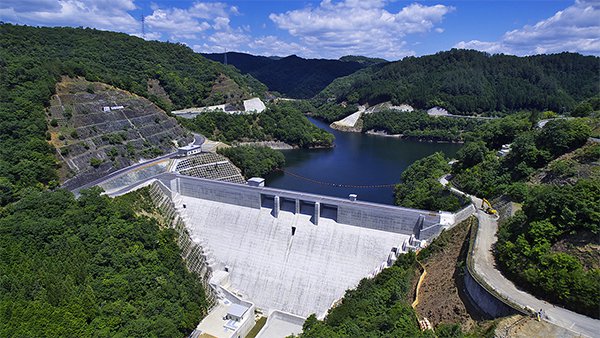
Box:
[472, 206, 599, 338]
[70, 133, 205, 195]
[536, 117, 574, 128]
[439, 176, 599, 337]
[71, 152, 175, 195]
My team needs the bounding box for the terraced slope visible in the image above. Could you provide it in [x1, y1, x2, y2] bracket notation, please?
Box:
[48, 77, 192, 189]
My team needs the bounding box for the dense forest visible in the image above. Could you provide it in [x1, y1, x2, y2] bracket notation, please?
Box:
[203, 52, 377, 98]
[179, 102, 334, 148]
[362, 110, 484, 142]
[0, 24, 264, 334]
[395, 153, 466, 211]
[218, 145, 285, 178]
[496, 180, 600, 318]
[0, 187, 209, 337]
[0, 24, 265, 204]
[316, 49, 599, 114]
[452, 117, 593, 197]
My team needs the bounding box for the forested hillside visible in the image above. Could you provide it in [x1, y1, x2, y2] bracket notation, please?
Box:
[202, 52, 371, 98]
[180, 102, 334, 148]
[446, 114, 600, 317]
[395, 153, 466, 211]
[316, 49, 599, 114]
[0, 24, 265, 203]
[0, 24, 261, 335]
[0, 187, 209, 337]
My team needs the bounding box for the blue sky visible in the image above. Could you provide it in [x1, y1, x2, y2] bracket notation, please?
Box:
[1, 0, 598, 60]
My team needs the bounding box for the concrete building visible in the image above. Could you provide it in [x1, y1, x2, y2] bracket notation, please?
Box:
[177, 144, 203, 157]
[195, 274, 256, 338]
[247, 177, 265, 187]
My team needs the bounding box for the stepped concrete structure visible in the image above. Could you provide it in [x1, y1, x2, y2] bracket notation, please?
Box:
[174, 153, 246, 184]
[140, 174, 463, 322]
[99, 160, 474, 336]
[181, 195, 409, 317]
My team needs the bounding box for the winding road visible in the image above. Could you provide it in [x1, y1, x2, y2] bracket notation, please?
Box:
[70, 133, 205, 195]
[440, 176, 600, 337]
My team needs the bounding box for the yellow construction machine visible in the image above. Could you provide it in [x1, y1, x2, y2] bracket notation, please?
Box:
[481, 198, 497, 215]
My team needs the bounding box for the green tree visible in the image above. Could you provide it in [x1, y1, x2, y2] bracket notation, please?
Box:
[456, 141, 489, 169]
[218, 145, 285, 178]
[536, 119, 591, 156]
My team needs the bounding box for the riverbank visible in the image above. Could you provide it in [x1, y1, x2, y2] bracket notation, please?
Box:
[237, 140, 294, 150]
[365, 129, 403, 138]
[365, 129, 464, 144]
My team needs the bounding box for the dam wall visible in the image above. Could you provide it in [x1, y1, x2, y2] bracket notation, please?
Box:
[147, 181, 217, 308]
[161, 173, 443, 239]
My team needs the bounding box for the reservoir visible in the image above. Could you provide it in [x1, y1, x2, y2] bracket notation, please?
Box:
[265, 118, 462, 205]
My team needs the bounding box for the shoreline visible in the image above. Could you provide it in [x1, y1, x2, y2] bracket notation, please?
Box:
[236, 140, 295, 150]
[365, 130, 403, 138]
[365, 130, 464, 144]
[236, 140, 334, 150]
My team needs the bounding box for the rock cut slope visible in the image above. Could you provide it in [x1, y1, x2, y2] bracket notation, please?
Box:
[47, 77, 192, 189]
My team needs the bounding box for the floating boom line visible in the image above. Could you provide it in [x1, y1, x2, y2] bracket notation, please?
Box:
[276, 169, 397, 189]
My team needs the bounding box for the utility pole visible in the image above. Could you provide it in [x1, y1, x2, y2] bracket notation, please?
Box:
[141, 15, 145, 39]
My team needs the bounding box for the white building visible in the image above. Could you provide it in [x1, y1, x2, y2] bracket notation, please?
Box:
[177, 145, 202, 157]
[243, 98, 266, 113]
[195, 271, 256, 338]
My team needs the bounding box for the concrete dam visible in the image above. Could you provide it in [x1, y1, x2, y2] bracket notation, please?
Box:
[143, 173, 466, 321]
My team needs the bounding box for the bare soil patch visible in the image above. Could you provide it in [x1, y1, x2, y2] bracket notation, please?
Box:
[495, 315, 583, 338]
[415, 218, 485, 332]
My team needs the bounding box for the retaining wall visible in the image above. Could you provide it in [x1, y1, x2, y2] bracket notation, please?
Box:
[148, 181, 217, 308]
[463, 219, 523, 318]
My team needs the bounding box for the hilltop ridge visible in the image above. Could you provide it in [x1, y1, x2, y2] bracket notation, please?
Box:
[316, 49, 599, 115]
[202, 51, 372, 98]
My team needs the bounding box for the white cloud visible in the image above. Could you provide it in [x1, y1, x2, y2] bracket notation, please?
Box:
[0, 0, 455, 59]
[269, 0, 453, 59]
[144, 2, 239, 40]
[0, 0, 138, 32]
[455, 0, 600, 55]
[248, 35, 315, 57]
[213, 17, 230, 30]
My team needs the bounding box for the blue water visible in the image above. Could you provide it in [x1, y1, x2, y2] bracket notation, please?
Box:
[264, 117, 462, 205]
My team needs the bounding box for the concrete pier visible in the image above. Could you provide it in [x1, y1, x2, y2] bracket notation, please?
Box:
[273, 196, 280, 218]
